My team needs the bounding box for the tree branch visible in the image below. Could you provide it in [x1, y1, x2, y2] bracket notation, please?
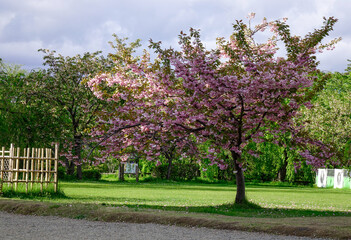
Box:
[86, 123, 142, 158]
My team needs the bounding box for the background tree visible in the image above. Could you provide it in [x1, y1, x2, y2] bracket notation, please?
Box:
[0, 63, 62, 147]
[242, 133, 315, 184]
[301, 64, 351, 167]
[27, 50, 112, 179]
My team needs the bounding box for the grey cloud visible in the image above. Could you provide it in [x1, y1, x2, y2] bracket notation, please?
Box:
[0, 0, 350, 72]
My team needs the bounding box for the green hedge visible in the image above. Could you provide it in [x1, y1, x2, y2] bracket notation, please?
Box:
[82, 169, 102, 181]
[152, 162, 200, 180]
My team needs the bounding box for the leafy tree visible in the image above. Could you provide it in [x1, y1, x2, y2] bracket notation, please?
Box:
[242, 134, 315, 184]
[27, 50, 112, 179]
[0, 63, 62, 147]
[301, 64, 351, 167]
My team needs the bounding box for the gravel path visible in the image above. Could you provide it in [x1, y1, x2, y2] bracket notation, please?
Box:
[0, 211, 328, 240]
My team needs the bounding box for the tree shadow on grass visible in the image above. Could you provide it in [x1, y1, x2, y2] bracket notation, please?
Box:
[103, 201, 351, 218]
[61, 181, 236, 192]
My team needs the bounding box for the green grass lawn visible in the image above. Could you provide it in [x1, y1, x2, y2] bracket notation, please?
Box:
[48, 180, 351, 218]
[2, 178, 351, 218]
[246, 183, 351, 211]
[61, 181, 235, 207]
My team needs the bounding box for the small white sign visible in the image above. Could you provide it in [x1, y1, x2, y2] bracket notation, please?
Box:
[334, 169, 344, 189]
[125, 163, 137, 174]
[317, 169, 327, 188]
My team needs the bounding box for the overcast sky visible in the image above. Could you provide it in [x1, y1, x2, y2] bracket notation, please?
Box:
[0, 0, 350, 72]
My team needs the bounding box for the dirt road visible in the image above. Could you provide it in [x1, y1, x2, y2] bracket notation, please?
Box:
[0, 211, 328, 240]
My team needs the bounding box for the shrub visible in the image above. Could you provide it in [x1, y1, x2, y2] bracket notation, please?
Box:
[82, 169, 101, 181]
[173, 162, 200, 180]
[57, 166, 66, 180]
[151, 162, 200, 181]
[151, 164, 168, 179]
[57, 166, 77, 180]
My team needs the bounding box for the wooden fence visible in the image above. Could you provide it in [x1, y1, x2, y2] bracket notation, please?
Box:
[0, 143, 59, 194]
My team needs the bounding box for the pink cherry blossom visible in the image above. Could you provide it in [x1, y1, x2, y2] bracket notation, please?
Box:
[87, 16, 338, 203]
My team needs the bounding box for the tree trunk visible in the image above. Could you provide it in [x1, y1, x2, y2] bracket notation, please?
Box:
[77, 165, 82, 180]
[234, 165, 246, 204]
[74, 135, 82, 180]
[277, 148, 288, 182]
[66, 161, 75, 176]
[231, 151, 246, 204]
[118, 163, 124, 181]
[166, 157, 172, 180]
[136, 162, 139, 183]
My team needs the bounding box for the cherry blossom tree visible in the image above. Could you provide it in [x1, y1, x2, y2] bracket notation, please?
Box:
[151, 15, 338, 203]
[89, 15, 339, 203]
[87, 37, 198, 180]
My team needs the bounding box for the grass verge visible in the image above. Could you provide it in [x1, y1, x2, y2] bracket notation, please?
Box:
[0, 198, 351, 239]
[1, 183, 66, 199]
[1, 180, 351, 239]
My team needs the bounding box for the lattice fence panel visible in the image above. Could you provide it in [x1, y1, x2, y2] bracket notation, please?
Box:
[0, 143, 59, 193]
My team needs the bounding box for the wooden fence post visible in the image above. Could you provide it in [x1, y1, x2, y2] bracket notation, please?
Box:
[31, 148, 34, 190]
[1, 147, 4, 180]
[14, 147, 20, 191]
[48, 148, 52, 187]
[25, 148, 30, 193]
[23, 148, 26, 182]
[45, 148, 48, 188]
[36, 148, 39, 182]
[0, 147, 4, 193]
[54, 143, 59, 193]
[9, 144, 14, 190]
[40, 148, 44, 193]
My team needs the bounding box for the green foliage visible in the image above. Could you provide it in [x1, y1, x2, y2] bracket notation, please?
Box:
[243, 142, 278, 181]
[344, 140, 351, 167]
[57, 166, 77, 181]
[196, 142, 235, 182]
[151, 162, 200, 181]
[26, 50, 114, 178]
[57, 166, 66, 180]
[82, 169, 102, 181]
[108, 34, 142, 67]
[0, 64, 63, 147]
[301, 69, 351, 167]
[100, 173, 119, 181]
[105, 156, 119, 173]
[286, 161, 314, 185]
[151, 164, 168, 179]
[58, 166, 102, 181]
[139, 158, 156, 175]
[200, 164, 218, 181]
[240, 133, 317, 184]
